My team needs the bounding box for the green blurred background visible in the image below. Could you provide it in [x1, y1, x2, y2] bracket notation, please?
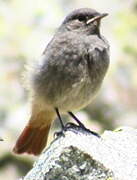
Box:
[0, 0, 137, 179]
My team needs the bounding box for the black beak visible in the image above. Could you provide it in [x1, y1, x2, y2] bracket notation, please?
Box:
[86, 13, 108, 25]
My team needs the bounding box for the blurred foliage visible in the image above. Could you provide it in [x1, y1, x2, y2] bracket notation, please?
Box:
[0, 0, 137, 179]
[0, 153, 33, 175]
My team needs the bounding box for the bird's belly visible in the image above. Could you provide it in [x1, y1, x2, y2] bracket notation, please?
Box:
[46, 78, 100, 112]
[58, 89, 96, 112]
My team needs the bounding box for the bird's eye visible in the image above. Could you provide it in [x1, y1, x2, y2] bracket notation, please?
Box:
[78, 16, 86, 22]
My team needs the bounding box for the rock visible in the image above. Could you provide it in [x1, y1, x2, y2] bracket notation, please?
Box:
[22, 125, 137, 180]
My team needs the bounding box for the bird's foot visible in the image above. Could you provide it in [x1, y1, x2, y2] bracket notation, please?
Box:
[54, 130, 65, 138]
[65, 122, 100, 137]
[54, 122, 100, 138]
[54, 123, 76, 138]
[68, 111, 100, 137]
[54, 108, 100, 138]
[83, 127, 100, 137]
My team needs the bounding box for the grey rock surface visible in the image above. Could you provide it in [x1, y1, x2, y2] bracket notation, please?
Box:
[22, 126, 137, 180]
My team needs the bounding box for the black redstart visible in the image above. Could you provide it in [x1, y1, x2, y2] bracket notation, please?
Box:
[13, 8, 109, 155]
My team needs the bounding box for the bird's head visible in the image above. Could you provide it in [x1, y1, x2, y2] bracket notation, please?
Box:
[61, 8, 108, 35]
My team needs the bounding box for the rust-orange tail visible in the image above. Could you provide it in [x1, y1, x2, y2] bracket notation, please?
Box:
[13, 109, 55, 155]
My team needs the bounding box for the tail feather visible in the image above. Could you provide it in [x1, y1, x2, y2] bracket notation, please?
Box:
[13, 108, 55, 155]
[27, 125, 51, 155]
[13, 125, 51, 155]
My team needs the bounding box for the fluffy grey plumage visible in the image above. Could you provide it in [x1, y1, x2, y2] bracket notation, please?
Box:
[13, 8, 110, 156]
[30, 8, 109, 112]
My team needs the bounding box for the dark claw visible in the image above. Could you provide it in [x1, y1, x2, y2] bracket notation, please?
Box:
[54, 131, 65, 138]
[65, 122, 78, 128]
[54, 123, 76, 138]
[54, 123, 78, 139]
[84, 128, 101, 138]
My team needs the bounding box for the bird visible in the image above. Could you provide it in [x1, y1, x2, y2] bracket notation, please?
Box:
[13, 8, 110, 155]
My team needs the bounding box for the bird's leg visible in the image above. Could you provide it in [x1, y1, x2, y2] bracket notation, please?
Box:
[55, 107, 64, 130]
[68, 111, 100, 137]
[54, 108, 100, 138]
[68, 111, 85, 128]
[54, 108, 65, 137]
